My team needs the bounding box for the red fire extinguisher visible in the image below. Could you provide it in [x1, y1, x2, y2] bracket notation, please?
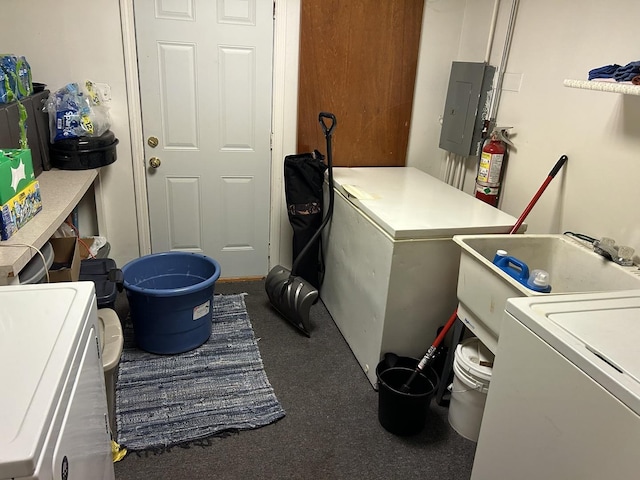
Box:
[475, 127, 513, 207]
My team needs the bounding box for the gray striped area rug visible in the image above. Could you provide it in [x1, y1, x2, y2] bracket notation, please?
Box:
[115, 293, 285, 451]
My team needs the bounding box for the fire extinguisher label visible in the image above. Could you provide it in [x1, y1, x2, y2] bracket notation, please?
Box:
[478, 151, 504, 185]
[475, 182, 500, 207]
[475, 183, 499, 195]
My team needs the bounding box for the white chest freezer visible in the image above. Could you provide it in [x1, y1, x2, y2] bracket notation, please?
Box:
[0, 282, 115, 480]
[472, 290, 640, 480]
[320, 167, 521, 387]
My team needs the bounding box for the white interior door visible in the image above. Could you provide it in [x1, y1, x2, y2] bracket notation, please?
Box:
[134, 0, 273, 278]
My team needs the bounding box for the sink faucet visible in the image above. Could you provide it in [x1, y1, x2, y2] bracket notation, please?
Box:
[593, 237, 635, 266]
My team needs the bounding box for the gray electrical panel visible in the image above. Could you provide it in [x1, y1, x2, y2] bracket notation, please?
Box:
[439, 62, 495, 156]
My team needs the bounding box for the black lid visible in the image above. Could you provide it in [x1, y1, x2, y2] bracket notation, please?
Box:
[51, 130, 117, 152]
[79, 258, 119, 308]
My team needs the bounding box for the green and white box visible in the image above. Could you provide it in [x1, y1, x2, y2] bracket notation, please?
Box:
[0, 149, 35, 204]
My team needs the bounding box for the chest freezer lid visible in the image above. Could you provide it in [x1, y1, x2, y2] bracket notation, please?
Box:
[0, 282, 95, 478]
[506, 290, 640, 416]
[331, 167, 520, 239]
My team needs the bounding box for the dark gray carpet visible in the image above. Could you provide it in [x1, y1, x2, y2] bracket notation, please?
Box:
[114, 280, 476, 480]
[116, 294, 285, 451]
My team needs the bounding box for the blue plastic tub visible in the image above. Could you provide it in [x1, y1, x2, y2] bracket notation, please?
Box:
[122, 252, 221, 354]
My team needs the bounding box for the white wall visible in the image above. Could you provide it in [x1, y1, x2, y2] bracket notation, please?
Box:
[407, 0, 465, 179]
[271, 0, 301, 272]
[0, 0, 140, 267]
[5, 0, 638, 270]
[497, 0, 640, 251]
[408, 0, 640, 255]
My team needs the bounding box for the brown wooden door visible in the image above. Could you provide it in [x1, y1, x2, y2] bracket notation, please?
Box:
[297, 0, 424, 167]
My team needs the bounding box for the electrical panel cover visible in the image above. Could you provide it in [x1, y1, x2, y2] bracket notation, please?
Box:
[439, 62, 495, 156]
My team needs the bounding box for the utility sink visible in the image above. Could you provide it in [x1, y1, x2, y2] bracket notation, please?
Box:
[453, 234, 640, 353]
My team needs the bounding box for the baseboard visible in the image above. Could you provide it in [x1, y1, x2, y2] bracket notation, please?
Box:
[217, 276, 265, 283]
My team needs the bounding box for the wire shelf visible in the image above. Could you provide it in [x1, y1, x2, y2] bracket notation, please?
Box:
[563, 79, 640, 96]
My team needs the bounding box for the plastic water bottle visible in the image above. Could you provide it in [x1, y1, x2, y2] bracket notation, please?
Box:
[527, 269, 551, 293]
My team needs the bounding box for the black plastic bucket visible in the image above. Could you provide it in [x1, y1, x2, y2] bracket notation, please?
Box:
[376, 355, 439, 436]
[50, 130, 119, 170]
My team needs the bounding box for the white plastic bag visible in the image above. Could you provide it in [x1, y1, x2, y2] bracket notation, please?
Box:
[45, 80, 112, 142]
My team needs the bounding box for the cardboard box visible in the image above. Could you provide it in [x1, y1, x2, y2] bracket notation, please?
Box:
[0, 149, 35, 204]
[79, 237, 96, 260]
[48, 237, 80, 282]
[0, 179, 42, 240]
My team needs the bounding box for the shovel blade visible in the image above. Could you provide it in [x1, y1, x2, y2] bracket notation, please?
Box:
[265, 265, 318, 336]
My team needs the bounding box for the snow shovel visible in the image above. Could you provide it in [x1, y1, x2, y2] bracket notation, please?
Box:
[265, 112, 337, 336]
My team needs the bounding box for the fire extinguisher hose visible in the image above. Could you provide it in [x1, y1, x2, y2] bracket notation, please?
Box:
[400, 154, 568, 393]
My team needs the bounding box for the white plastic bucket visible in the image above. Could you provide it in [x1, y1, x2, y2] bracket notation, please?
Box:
[448, 337, 494, 442]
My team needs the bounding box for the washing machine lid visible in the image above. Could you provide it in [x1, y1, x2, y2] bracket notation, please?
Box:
[0, 282, 95, 478]
[506, 290, 640, 416]
[330, 167, 520, 239]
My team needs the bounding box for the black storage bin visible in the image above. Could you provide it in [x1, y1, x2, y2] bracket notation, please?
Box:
[50, 130, 119, 170]
[79, 258, 122, 309]
[0, 89, 51, 176]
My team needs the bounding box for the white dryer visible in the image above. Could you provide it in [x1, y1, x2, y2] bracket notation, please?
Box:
[0, 282, 114, 480]
[471, 289, 640, 480]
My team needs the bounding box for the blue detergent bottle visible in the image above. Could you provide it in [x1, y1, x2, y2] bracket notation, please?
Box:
[492, 250, 552, 293]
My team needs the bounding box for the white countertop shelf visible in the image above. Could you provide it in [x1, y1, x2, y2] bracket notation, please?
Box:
[564, 79, 640, 95]
[0, 169, 98, 284]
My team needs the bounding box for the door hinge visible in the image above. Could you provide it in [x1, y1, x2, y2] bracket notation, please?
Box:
[270, 132, 273, 151]
[273, 1, 276, 20]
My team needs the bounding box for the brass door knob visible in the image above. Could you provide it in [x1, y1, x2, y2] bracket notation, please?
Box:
[149, 157, 161, 168]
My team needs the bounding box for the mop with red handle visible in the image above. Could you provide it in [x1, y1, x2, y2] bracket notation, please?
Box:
[400, 154, 568, 393]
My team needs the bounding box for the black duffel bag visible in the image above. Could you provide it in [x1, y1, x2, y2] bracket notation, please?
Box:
[284, 149, 327, 288]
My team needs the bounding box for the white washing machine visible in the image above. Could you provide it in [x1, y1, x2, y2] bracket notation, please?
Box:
[0, 282, 115, 480]
[321, 167, 521, 387]
[471, 289, 640, 480]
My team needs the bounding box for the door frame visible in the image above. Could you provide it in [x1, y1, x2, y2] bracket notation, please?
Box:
[118, 0, 300, 271]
